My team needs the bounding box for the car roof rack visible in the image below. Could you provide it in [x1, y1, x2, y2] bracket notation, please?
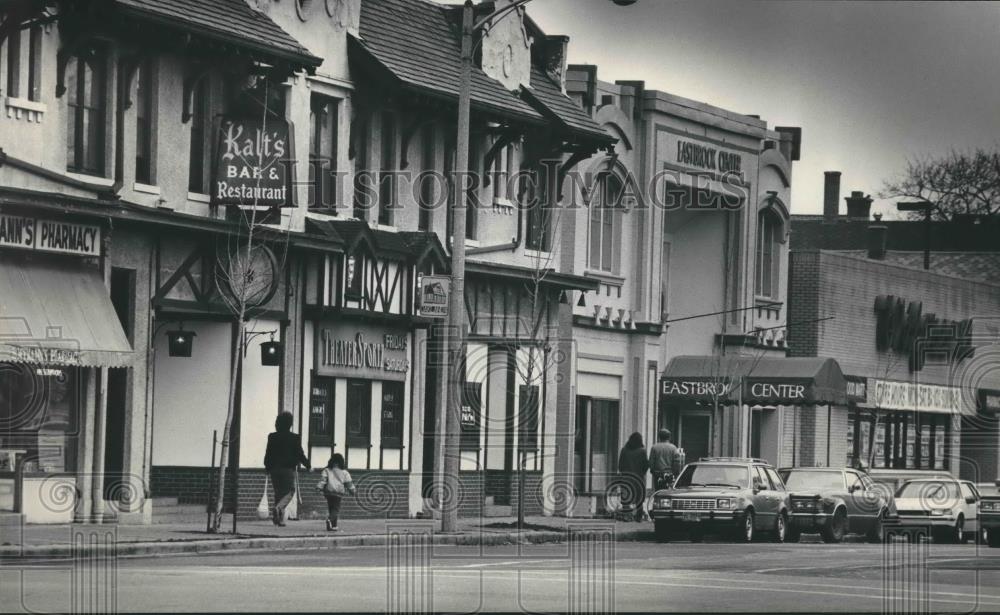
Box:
[698, 457, 770, 464]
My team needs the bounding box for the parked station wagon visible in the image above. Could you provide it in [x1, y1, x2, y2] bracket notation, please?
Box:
[650, 458, 791, 543]
[779, 467, 893, 543]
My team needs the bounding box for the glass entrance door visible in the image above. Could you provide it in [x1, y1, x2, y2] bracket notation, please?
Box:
[680, 414, 711, 465]
[574, 396, 620, 493]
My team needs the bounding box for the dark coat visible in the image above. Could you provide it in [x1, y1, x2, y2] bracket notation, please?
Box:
[264, 431, 310, 471]
[618, 445, 649, 477]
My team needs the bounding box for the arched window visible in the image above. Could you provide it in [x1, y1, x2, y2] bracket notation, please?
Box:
[755, 209, 782, 298]
[588, 175, 623, 272]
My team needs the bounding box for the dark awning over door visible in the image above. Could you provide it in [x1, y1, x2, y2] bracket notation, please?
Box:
[0, 258, 133, 367]
[660, 355, 847, 406]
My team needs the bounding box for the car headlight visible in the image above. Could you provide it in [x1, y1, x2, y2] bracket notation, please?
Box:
[930, 508, 949, 516]
[655, 498, 672, 510]
[717, 498, 734, 509]
[982, 501, 999, 512]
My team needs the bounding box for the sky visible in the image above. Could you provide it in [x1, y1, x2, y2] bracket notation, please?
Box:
[517, 0, 1000, 219]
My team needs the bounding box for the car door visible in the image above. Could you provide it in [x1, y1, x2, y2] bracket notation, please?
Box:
[764, 467, 790, 514]
[844, 471, 868, 533]
[752, 466, 778, 529]
[960, 481, 980, 532]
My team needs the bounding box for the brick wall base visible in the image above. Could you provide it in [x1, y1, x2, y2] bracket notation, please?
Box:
[152, 467, 545, 520]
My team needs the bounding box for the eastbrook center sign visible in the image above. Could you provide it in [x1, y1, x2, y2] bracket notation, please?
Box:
[661, 378, 809, 404]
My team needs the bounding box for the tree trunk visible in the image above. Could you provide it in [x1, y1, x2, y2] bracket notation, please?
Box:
[210, 316, 246, 533]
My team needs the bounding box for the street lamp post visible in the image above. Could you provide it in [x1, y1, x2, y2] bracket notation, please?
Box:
[441, 0, 636, 534]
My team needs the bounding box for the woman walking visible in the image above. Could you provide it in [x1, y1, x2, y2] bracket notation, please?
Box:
[618, 432, 649, 522]
[316, 453, 356, 531]
[263, 412, 310, 526]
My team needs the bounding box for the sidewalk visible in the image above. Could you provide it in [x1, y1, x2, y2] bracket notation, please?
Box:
[0, 515, 653, 560]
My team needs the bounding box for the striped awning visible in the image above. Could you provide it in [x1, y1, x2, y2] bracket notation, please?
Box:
[0, 257, 132, 367]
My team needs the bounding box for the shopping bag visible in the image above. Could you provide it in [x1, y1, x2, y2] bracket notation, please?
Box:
[256, 474, 271, 520]
[286, 470, 300, 520]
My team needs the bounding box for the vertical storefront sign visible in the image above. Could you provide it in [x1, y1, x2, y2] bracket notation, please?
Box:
[460, 382, 482, 451]
[213, 116, 293, 207]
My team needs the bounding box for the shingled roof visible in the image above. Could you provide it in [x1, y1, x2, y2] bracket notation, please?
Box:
[522, 65, 611, 145]
[354, 0, 544, 124]
[114, 0, 320, 69]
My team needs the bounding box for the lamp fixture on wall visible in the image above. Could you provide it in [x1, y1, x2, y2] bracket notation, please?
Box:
[245, 329, 282, 366]
[167, 325, 196, 357]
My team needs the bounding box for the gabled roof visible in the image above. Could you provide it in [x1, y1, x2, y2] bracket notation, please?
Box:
[399, 230, 449, 271]
[113, 0, 320, 70]
[354, 0, 544, 124]
[308, 218, 413, 260]
[522, 66, 611, 145]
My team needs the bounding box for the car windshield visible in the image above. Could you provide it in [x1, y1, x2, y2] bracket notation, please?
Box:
[895, 480, 960, 499]
[781, 470, 844, 491]
[675, 464, 748, 488]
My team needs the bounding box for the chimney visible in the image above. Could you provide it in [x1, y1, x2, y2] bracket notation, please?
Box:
[538, 35, 570, 91]
[566, 64, 597, 113]
[823, 171, 841, 223]
[867, 218, 887, 259]
[845, 191, 873, 220]
[775, 126, 802, 161]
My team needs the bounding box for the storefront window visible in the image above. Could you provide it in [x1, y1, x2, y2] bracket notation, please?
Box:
[849, 409, 949, 470]
[380, 380, 404, 448]
[346, 379, 371, 448]
[0, 364, 80, 474]
[308, 375, 335, 446]
[517, 384, 540, 453]
[459, 382, 482, 451]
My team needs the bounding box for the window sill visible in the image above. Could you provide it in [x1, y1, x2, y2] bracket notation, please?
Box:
[373, 223, 398, 233]
[524, 249, 551, 260]
[492, 198, 515, 213]
[584, 269, 625, 286]
[66, 172, 114, 187]
[133, 182, 161, 196]
[187, 192, 211, 204]
[755, 296, 782, 307]
[4, 96, 46, 122]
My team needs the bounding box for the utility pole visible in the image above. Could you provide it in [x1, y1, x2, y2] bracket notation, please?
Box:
[440, 0, 474, 534]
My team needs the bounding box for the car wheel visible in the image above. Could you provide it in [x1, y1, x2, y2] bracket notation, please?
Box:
[988, 528, 1000, 548]
[821, 508, 847, 544]
[785, 524, 801, 543]
[773, 513, 787, 543]
[866, 511, 885, 544]
[953, 516, 965, 544]
[654, 520, 671, 543]
[977, 526, 989, 546]
[737, 510, 755, 543]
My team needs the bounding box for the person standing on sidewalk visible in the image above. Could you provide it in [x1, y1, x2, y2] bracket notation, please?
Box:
[649, 429, 682, 490]
[618, 432, 649, 522]
[264, 412, 310, 526]
[316, 453, 356, 531]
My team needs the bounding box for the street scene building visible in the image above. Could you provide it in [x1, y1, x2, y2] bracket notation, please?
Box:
[2, 1, 1000, 612]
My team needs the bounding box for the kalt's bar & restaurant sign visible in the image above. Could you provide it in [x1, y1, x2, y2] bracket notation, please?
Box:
[0, 214, 101, 257]
[213, 117, 292, 207]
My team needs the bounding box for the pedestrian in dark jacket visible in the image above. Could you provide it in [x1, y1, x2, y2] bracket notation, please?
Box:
[263, 412, 310, 526]
[649, 428, 682, 489]
[618, 432, 649, 522]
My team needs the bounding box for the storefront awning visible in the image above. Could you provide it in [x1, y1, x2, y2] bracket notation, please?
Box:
[660, 355, 847, 406]
[0, 258, 132, 368]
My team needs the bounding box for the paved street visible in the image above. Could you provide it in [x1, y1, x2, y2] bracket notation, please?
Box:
[4, 537, 1000, 612]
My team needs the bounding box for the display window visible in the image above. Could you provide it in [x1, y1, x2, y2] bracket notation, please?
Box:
[0, 363, 82, 475]
[848, 409, 949, 470]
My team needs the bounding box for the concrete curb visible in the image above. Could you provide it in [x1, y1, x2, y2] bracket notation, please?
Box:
[2, 528, 643, 560]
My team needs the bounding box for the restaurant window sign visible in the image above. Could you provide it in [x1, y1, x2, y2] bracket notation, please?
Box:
[213, 116, 293, 207]
[316, 323, 409, 381]
[0, 214, 101, 257]
[867, 379, 963, 415]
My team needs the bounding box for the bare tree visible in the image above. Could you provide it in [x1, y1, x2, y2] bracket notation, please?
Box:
[209, 77, 290, 533]
[880, 146, 1000, 220]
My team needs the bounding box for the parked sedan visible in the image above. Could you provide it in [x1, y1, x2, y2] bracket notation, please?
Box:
[650, 457, 791, 543]
[779, 467, 893, 543]
[981, 480, 1000, 547]
[894, 477, 982, 543]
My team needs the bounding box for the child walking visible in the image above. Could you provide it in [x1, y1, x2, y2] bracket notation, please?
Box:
[316, 454, 355, 531]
